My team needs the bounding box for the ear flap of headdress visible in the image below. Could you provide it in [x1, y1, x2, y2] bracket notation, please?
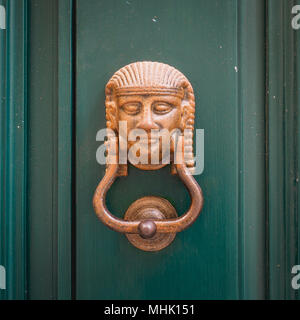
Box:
[104, 81, 128, 176]
[105, 82, 118, 131]
[180, 80, 195, 171]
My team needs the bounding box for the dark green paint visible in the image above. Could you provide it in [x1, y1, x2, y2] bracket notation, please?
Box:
[27, 0, 73, 300]
[267, 0, 300, 300]
[0, 0, 28, 300]
[27, 0, 59, 299]
[238, 0, 266, 299]
[75, 0, 260, 299]
[0, 0, 299, 300]
[0, 0, 7, 300]
[57, 0, 73, 300]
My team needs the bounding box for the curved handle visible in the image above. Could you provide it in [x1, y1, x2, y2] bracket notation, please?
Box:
[93, 137, 204, 238]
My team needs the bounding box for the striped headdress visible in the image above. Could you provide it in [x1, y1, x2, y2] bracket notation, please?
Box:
[105, 61, 195, 169]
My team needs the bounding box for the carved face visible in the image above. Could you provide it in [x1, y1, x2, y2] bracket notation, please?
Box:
[118, 94, 182, 132]
[117, 93, 183, 168]
[105, 61, 195, 170]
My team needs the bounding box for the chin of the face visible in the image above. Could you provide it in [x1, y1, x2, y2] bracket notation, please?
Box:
[130, 162, 168, 171]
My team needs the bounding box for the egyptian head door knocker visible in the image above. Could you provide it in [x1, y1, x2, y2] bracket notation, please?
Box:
[93, 61, 204, 251]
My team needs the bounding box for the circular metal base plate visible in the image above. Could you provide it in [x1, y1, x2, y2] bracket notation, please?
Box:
[124, 196, 178, 251]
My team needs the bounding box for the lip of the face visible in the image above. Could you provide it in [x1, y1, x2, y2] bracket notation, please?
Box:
[138, 137, 160, 145]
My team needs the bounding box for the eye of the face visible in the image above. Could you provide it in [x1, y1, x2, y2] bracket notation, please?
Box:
[152, 102, 173, 115]
[121, 102, 141, 115]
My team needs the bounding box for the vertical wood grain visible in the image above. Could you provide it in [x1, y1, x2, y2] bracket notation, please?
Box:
[238, 0, 267, 300]
[267, 0, 300, 300]
[75, 0, 245, 299]
[27, 0, 73, 300]
[0, 0, 28, 300]
[58, 0, 73, 300]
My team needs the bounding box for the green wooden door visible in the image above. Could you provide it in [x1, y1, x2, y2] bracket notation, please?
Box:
[75, 0, 263, 300]
[1, 0, 299, 300]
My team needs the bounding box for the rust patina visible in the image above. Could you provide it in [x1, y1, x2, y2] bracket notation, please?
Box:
[93, 61, 204, 251]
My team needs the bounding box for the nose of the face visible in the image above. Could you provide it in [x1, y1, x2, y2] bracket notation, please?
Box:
[136, 105, 159, 131]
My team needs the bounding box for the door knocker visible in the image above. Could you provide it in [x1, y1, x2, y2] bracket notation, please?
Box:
[93, 61, 204, 251]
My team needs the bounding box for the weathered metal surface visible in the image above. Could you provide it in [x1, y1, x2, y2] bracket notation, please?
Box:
[124, 196, 177, 251]
[93, 62, 204, 251]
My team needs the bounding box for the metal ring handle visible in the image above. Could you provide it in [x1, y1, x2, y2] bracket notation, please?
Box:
[92, 137, 204, 237]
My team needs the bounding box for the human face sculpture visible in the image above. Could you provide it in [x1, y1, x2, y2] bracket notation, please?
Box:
[105, 61, 195, 171]
[117, 93, 183, 168]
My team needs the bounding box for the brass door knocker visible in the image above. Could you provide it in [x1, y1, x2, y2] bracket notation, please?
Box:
[93, 61, 204, 251]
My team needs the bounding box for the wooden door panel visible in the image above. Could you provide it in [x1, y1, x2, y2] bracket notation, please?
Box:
[75, 0, 254, 299]
[1, 0, 299, 301]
